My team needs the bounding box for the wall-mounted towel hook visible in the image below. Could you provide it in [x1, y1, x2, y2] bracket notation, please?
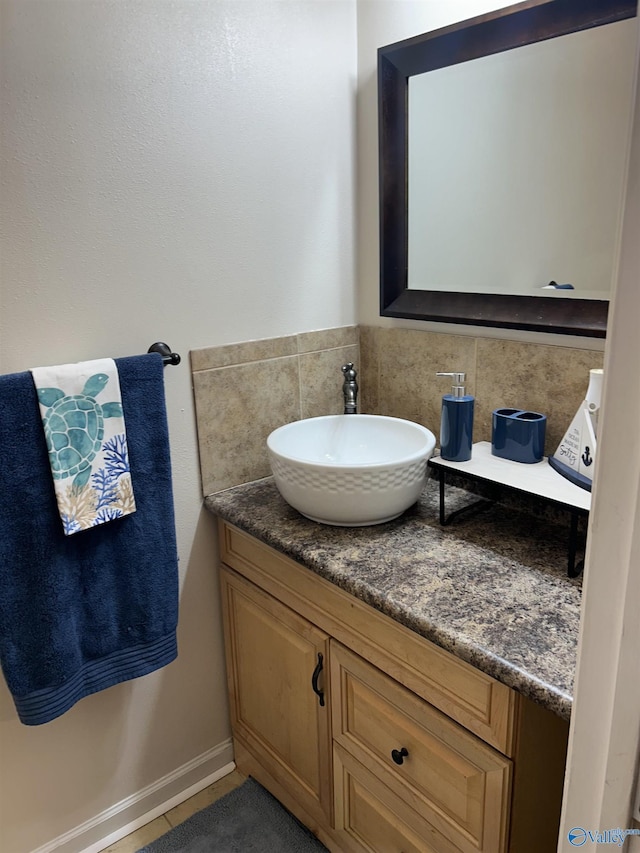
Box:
[147, 342, 181, 366]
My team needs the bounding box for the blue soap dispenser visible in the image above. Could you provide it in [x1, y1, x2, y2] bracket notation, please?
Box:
[436, 372, 474, 462]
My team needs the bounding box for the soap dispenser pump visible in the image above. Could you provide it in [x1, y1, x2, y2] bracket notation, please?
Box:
[436, 372, 474, 462]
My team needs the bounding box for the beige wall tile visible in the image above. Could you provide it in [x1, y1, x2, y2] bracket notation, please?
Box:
[193, 357, 301, 494]
[192, 324, 605, 496]
[376, 328, 477, 436]
[296, 325, 358, 353]
[299, 344, 359, 419]
[475, 339, 604, 453]
[190, 335, 297, 372]
[191, 327, 362, 495]
[358, 325, 379, 413]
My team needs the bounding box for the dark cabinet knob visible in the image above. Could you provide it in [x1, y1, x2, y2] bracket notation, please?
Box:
[391, 747, 409, 765]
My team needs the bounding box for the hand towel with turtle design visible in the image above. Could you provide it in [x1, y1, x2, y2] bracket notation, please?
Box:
[0, 354, 178, 725]
[30, 358, 136, 534]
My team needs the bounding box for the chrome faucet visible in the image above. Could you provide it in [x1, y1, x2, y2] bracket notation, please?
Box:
[341, 363, 358, 414]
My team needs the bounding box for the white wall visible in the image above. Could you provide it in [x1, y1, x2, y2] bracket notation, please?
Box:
[0, 2, 357, 850]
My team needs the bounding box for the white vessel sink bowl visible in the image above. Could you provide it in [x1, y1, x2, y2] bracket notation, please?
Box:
[267, 414, 436, 526]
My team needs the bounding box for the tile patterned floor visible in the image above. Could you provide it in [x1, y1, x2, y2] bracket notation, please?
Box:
[102, 769, 246, 853]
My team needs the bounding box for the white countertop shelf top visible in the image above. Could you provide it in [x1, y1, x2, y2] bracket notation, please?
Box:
[429, 441, 591, 513]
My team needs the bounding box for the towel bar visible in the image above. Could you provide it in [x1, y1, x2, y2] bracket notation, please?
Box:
[148, 342, 181, 366]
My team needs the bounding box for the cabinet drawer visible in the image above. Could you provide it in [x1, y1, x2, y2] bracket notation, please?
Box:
[333, 744, 463, 853]
[219, 520, 516, 754]
[331, 642, 511, 853]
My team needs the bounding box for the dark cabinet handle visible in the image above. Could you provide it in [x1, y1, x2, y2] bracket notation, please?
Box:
[311, 653, 325, 707]
[391, 747, 409, 765]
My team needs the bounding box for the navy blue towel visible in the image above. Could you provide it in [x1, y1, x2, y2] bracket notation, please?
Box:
[0, 354, 179, 725]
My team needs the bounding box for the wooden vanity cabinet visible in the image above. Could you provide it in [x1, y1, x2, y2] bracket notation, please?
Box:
[218, 520, 568, 853]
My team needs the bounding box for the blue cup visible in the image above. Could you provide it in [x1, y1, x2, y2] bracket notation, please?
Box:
[491, 408, 547, 464]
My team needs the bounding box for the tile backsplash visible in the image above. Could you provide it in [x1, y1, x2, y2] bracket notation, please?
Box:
[191, 324, 603, 497]
[191, 326, 358, 495]
[360, 326, 604, 457]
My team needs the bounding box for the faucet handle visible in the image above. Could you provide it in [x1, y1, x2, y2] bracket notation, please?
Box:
[342, 363, 358, 414]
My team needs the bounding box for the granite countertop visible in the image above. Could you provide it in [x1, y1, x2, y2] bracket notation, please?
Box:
[205, 477, 583, 720]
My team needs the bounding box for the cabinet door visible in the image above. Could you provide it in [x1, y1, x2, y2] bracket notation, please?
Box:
[331, 641, 511, 853]
[220, 566, 332, 825]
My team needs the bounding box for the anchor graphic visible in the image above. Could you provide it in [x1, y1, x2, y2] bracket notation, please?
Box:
[582, 446, 593, 467]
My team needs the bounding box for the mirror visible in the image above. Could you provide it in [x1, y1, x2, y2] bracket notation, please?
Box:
[378, 0, 638, 337]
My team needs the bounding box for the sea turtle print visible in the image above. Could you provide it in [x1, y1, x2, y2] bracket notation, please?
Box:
[37, 373, 123, 489]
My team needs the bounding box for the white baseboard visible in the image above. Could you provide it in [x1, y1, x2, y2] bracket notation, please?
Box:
[32, 739, 235, 853]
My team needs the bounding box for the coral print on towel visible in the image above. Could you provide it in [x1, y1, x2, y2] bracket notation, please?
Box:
[30, 358, 136, 535]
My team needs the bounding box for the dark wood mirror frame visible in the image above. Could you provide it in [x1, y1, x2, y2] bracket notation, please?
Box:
[378, 0, 637, 338]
